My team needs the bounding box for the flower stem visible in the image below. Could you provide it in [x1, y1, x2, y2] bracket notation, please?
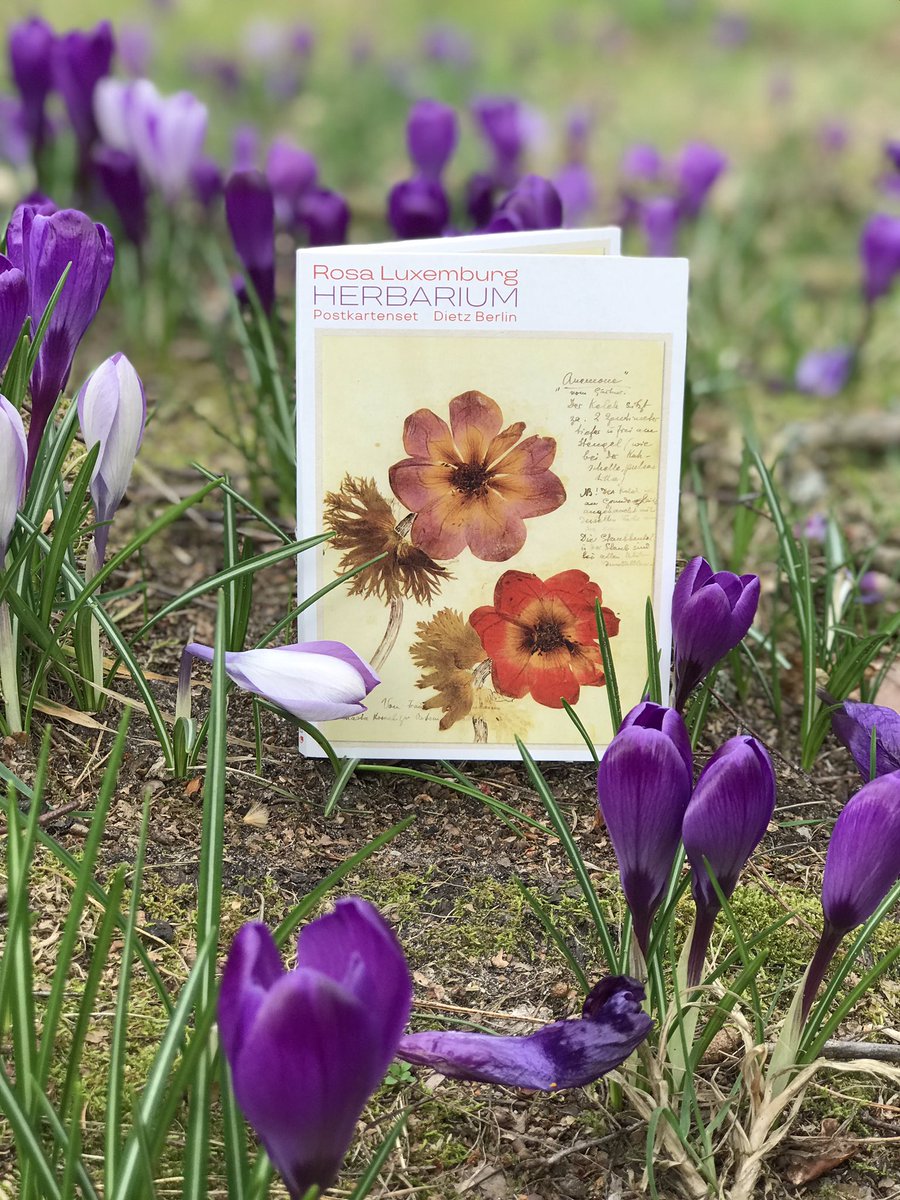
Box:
[84, 539, 104, 711]
[0, 599, 21, 733]
[370, 596, 403, 671]
[801, 923, 843, 1023]
[686, 903, 718, 987]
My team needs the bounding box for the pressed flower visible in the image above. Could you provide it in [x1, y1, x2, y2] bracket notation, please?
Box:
[410, 608, 487, 730]
[827, 697, 900, 780]
[389, 390, 565, 562]
[470, 568, 619, 709]
[398, 975, 651, 1089]
[76, 353, 146, 565]
[5, 205, 115, 470]
[387, 178, 450, 240]
[672, 556, 760, 711]
[406, 98, 458, 181]
[324, 475, 450, 604]
[681, 735, 776, 985]
[184, 640, 379, 721]
[597, 703, 693, 956]
[802, 771, 900, 1019]
[225, 170, 276, 313]
[0, 395, 27, 566]
[219, 899, 412, 1199]
[0, 253, 29, 373]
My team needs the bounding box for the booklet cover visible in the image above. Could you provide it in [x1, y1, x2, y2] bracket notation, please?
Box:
[296, 246, 688, 761]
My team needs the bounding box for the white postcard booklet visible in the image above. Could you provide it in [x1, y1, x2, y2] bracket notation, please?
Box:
[296, 242, 688, 760]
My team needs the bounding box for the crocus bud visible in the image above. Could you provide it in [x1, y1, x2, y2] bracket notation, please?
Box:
[638, 195, 681, 257]
[682, 735, 776, 984]
[93, 147, 147, 245]
[472, 96, 526, 186]
[8, 18, 56, 152]
[672, 556, 760, 711]
[184, 640, 379, 720]
[0, 254, 29, 373]
[225, 170, 276, 313]
[231, 123, 260, 172]
[399, 975, 651, 1089]
[0, 396, 27, 567]
[465, 171, 495, 227]
[554, 162, 595, 225]
[828, 698, 900, 780]
[406, 99, 458, 181]
[674, 141, 727, 217]
[794, 347, 854, 397]
[621, 143, 663, 184]
[5, 205, 115, 472]
[295, 187, 350, 246]
[597, 702, 693, 956]
[485, 174, 562, 233]
[76, 353, 145, 565]
[388, 178, 450, 240]
[219, 900, 412, 1200]
[860, 213, 900, 304]
[265, 137, 317, 224]
[802, 771, 900, 1019]
[52, 22, 114, 154]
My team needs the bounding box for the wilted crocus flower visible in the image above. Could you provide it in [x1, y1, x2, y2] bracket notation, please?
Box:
[406, 99, 458, 181]
[472, 96, 526, 186]
[860, 213, 900, 304]
[827, 697, 900, 780]
[6, 205, 115, 470]
[0, 254, 29, 373]
[265, 137, 317, 224]
[184, 640, 378, 720]
[674, 141, 727, 218]
[399, 975, 651, 1088]
[485, 174, 562, 233]
[801, 771, 900, 1019]
[76, 353, 145, 565]
[682, 736, 776, 985]
[8, 17, 56, 152]
[0, 395, 27, 567]
[388, 178, 450, 240]
[52, 22, 114, 157]
[672, 556, 760, 711]
[597, 702, 693, 957]
[296, 187, 350, 246]
[219, 899, 412, 1200]
[794, 347, 854, 397]
[225, 170, 276, 313]
[93, 148, 147, 245]
[639, 195, 681, 256]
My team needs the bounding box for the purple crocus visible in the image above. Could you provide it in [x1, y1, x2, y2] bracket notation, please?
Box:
[0, 254, 29, 374]
[388, 178, 450, 240]
[406, 99, 458, 181]
[296, 187, 350, 246]
[225, 170, 276, 313]
[190, 156, 223, 210]
[673, 141, 727, 218]
[93, 148, 147, 245]
[794, 347, 854, 397]
[184, 640, 379, 720]
[232, 123, 260, 173]
[8, 18, 56, 152]
[621, 143, 663, 184]
[0, 395, 28, 567]
[115, 80, 208, 205]
[554, 162, 595, 225]
[827, 698, 900, 780]
[76, 353, 145, 565]
[639, 195, 681, 257]
[265, 138, 317, 224]
[465, 172, 495, 227]
[682, 736, 776, 985]
[597, 702, 693, 957]
[52, 22, 114, 156]
[860, 213, 900, 304]
[219, 899, 412, 1200]
[5, 205, 115, 471]
[0, 95, 30, 167]
[485, 174, 562, 233]
[672, 556, 760, 711]
[398, 975, 651, 1089]
[472, 96, 526, 187]
[801, 771, 900, 1019]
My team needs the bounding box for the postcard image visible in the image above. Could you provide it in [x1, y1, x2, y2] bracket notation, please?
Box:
[296, 250, 688, 761]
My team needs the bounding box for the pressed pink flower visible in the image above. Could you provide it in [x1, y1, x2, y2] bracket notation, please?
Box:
[388, 390, 565, 562]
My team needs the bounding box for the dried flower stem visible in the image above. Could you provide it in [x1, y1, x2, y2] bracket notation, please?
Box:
[370, 596, 403, 672]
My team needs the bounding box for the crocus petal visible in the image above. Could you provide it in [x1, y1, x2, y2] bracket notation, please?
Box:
[77, 352, 146, 530]
[0, 254, 28, 373]
[388, 178, 450, 240]
[407, 98, 458, 180]
[225, 170, 275, 312]
[218, 922, 285, 1065]
[830, 700, 900, 780]
[398, 976, 651, 1089]
[821, 771, 900, 933]
[620, 699, 693, 780]
[0, 395, 28, 560]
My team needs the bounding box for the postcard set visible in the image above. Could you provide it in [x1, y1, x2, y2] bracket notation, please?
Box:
[295, 231, 688, 761]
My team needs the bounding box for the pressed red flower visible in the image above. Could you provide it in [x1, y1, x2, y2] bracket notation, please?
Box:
[470, 569, 619, 708]
[388, 390, 566, 563]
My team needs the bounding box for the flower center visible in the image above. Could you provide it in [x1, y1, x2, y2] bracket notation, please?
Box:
[451, 461, 491, 497]
[527, 618, 570, 655]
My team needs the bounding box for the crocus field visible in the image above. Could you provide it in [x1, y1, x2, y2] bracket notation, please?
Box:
[3, 1, 900, 1198]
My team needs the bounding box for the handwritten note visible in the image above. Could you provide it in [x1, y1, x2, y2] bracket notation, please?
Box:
[559, 369, 662, 567]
